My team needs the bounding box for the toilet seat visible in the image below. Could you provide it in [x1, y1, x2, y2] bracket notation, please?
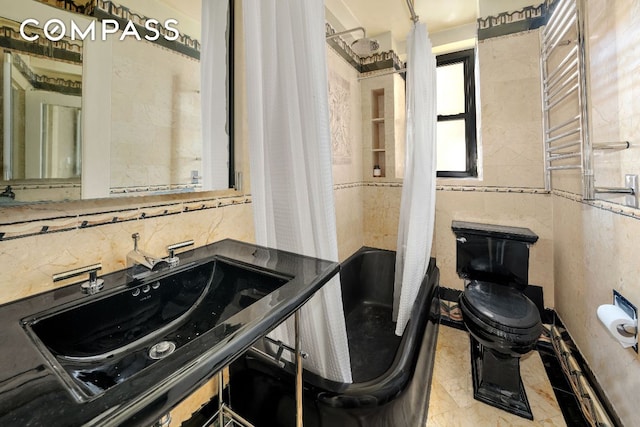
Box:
[459, 280, 542, 353]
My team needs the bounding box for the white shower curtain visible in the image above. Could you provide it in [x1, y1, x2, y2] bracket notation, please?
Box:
[242, 0, 352, 383]
[201, 0, 230, 190]
[393, 22, 437, 336]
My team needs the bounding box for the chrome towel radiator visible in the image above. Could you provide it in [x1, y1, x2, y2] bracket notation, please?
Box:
[541, 0, 634, 203]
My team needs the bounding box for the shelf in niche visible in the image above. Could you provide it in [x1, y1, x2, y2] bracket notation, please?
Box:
[371, 88, 386, 178]
[372, 151, 386, 178]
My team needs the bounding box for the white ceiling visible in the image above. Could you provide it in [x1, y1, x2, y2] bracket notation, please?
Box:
[325, 0, 541, 55]
[344, 0, 479, 38]
[160, 0, 201, 21]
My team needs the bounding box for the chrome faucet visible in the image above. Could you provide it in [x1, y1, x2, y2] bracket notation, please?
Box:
[127, 234, 195, 281]
[127, 233, 169, 281]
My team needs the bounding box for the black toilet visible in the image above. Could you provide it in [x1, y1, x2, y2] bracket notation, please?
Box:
[452, 221, 542, 420]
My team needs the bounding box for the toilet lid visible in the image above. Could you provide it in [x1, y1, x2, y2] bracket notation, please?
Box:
[460, 280, 541, 331]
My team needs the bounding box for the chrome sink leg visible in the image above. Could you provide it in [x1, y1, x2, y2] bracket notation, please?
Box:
[152, 413, 171, 427]
[295, 310, 303, 427]
[218, 370, 224, 427]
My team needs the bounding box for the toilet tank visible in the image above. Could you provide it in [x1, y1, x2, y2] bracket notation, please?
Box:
[451, 221, 539, 289]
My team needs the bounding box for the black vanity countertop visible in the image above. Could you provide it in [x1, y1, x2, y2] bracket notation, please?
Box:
[0, 239, 339, 426]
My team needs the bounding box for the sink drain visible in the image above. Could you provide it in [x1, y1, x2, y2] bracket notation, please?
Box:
[149, 341, 176, 360]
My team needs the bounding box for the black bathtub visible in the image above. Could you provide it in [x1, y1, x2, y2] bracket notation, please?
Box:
[229, 247, 440, 426]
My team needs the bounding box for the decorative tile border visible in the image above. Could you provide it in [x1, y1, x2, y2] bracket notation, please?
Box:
[365, 181, 403, 188]
[553, 189, 640, 221]
[550, 325, 616, 426]
[333, 181, 403, 190]
[110, 184, 202, 196]
[333, 182, 362, 191]
[33, 0, 201, 60]
[477, 2, 547, 40]
[0, 19, 83, 63]
[333, 182, 552, 194]
[91, 0, 200, 59]
[3, 182, 81, 191]
[10, 184, 634, 242]
[437, 185, 549, 194]
[0, 194, 252, 241]
[12, 53, 82, 96]
[35, 0, 93, 13]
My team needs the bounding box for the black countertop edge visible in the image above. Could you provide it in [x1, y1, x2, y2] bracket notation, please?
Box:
[0, 239, 339, 427]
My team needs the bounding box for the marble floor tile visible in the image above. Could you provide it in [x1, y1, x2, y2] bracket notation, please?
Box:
[427, 326, 568, 427]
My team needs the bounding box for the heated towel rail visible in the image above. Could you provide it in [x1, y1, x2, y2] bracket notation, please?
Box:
[541, 0, 632, 201]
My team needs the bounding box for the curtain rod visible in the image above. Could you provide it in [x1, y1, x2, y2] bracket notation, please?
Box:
[405, 0, 419, 23]
[358, 68, 407, 81]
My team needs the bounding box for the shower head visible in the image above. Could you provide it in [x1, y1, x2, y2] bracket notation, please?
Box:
[326, 26, 380, 56]
[350, 38, 380, 56]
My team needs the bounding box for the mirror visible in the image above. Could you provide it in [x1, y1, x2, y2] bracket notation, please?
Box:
[0, 0, 232, 206]
[2, 50, 82, 182]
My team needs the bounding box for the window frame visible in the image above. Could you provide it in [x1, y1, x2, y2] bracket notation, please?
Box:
[436, 49, 477, 178]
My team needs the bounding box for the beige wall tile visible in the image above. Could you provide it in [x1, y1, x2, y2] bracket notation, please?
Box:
[0, 203, 254, 305]
[362, 185, 402, 251]
[110, 38, 201, 190]
[588, 0, 640, 194]
[475, 30, 544, 189]
[553, 195, 640, 426]
[334, 186, 364, 262]
[435, 191, 554, 307]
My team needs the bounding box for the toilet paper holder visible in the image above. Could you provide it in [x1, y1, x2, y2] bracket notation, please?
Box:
[612, 290, 638, 352]
[616, 323, 637, 338]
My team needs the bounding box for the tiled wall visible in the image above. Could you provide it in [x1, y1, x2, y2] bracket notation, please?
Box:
[587, 0, 640, 195]
[327, 46, 365, 262]
[551, 1, 640, 425]
[110, 38, 202, 192]
[356, 29, 556, 306]
[0, 194, 254, 305]
[434, 29, 554, 308]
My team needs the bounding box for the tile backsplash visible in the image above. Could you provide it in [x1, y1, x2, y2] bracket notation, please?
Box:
[0, 193, 254, 305]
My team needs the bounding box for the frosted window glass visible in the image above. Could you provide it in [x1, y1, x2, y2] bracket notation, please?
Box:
[436, 62, 465, 116]
[437, 120, 467, 171]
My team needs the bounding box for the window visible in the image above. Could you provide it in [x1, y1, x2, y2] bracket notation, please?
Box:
[436, 49, 477, 177]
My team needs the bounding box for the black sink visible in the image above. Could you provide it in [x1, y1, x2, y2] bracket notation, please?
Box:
[23, 257, 290, 400]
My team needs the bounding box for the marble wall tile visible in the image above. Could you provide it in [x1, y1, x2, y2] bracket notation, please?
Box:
[553, 195, 640, 427]
[334, 186, 363, 262]
[110, 38, 201, 190]
[435, 190, 554, 307]
[9, 185, 81, 203]
[362, 185, 403, 251]
[0, 203, 254, 305]
[475, 30, 544, 189]
[588, 0, 640, 193]
[547, 3, 640, 425]
[360, 31, 551, 307]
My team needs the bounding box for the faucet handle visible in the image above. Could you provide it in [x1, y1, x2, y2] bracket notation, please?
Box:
[53, 263, 104, 295]
[132, 233, 140, 251]
[166, 240, 194, 267]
